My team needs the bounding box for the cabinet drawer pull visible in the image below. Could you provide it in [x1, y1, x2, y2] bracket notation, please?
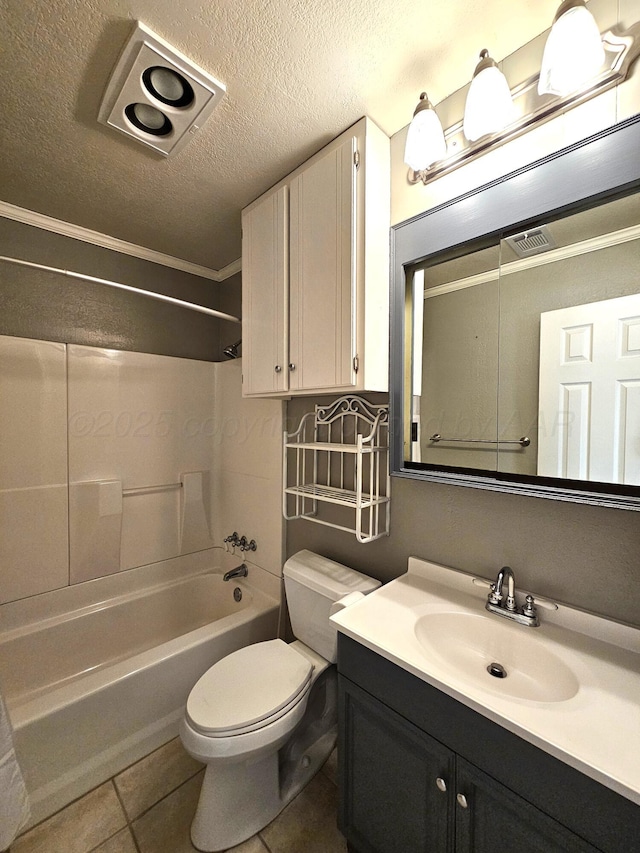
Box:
[289, 363, 296, 371]
[274, 365, 282, 373]
[435, 777, 447, 793]
[456, 793, 469, 809]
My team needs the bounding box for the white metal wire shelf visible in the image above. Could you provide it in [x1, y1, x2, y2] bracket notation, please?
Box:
[284, 483, 390, 508]
[284, 441, 386, 453]
[283, 395, 390, 543]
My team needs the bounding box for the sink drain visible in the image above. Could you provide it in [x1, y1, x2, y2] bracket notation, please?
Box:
[487, 662, 507, 678]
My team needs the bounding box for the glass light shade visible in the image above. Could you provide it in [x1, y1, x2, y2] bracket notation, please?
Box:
[125, 102, 173, 136]
[538, 5, 605, 96]
[150, 68, 187, 102]
[133, 103, 166, 130]
[463, 64, 516, 142]
[143, 66, 195, 108]
[404, 104, 447, 171]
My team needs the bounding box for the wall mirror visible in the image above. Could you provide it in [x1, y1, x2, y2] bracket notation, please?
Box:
[390, 115, 640, 509]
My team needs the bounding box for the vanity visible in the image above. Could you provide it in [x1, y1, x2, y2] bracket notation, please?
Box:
[335, 116, 640, 851]
[331, 558, 640, 853]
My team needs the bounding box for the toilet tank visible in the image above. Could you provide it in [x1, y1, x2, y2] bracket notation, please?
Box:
[283, 550, 381, 663]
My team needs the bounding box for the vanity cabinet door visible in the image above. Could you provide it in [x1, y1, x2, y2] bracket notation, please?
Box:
[339, 678, 454, 853]
[454, 758, 601, 853]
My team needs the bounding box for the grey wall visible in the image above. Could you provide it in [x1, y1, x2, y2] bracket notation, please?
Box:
[286, 395, 640, 629]
[215, 273, 243, 362]
[421, 282, 499, 470]
[0, 218, 241, 361]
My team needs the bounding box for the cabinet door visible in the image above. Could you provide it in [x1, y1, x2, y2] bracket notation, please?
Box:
[339, 678, 454, 853]
[454, 758, 601, 853]
[289, 136, 356, 391]
[241, 185, 288, 395]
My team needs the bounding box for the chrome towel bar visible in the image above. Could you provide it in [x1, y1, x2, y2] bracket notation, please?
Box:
[429, 434, 530, 447]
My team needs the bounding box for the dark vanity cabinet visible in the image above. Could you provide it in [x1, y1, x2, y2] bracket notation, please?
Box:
[337, 635, 640, 853]
[340, 676, 454, 852]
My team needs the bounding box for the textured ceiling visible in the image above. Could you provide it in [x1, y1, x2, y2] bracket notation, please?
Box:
[1, 0, 562, 273]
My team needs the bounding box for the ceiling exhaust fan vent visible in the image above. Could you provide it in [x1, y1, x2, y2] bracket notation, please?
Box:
[98, 22, 226, 157]
[504, 225, 557, 257]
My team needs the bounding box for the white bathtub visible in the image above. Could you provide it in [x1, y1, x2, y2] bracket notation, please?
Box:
[0, 549, 280, 827]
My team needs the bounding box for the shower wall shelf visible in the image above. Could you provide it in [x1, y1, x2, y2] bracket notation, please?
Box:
[283, 396, 390, 543]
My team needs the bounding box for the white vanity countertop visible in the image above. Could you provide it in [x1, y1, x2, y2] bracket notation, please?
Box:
[330, 557, 640, 806]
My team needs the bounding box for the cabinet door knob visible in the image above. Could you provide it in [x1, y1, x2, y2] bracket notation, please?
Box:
[274, 365, 282, 373]
[456, 793, 469, 809]
[288, 363, 296, 371]
[435, 777, 447, 793]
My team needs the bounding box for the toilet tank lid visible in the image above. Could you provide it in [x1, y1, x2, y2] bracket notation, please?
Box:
[283, 550, 381, 600]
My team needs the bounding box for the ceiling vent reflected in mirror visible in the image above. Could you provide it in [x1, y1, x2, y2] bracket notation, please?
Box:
[504, 225, 557, 258]
[98, 22, 226, 157]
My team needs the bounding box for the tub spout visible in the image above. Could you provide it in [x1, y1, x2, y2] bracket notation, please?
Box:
[223, 563, 248, 581]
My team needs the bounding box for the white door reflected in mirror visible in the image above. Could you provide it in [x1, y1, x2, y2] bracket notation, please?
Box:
[538, 293, 640, 484]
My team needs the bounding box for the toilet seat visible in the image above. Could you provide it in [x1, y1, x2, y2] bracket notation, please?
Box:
[186, 639, 314, 737]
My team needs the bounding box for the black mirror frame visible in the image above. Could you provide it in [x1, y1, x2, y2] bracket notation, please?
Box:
[390, 113, 640, 510]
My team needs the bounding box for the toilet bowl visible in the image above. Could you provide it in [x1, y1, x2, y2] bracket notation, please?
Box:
[179, 550, 380, 852]
[180, 639, 321, 765]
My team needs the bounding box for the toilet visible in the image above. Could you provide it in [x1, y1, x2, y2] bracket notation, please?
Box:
[179, 550, 380, 852]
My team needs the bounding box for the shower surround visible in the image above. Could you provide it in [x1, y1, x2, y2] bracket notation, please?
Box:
[0, 335, 285, 824]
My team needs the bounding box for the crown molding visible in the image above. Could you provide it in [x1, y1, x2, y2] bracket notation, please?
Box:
[423, 222, 640, 299]
[217, 257, 242, 279]
[0, 200, 241, 282]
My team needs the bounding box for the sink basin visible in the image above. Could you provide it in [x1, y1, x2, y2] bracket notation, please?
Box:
[415, 612, 579, 703]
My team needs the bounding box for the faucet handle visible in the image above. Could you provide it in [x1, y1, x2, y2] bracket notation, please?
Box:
[487, 582, 501, 605]
[523, 594, 537, 618]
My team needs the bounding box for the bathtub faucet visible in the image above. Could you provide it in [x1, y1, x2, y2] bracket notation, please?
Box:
[223, 563, 248, 581]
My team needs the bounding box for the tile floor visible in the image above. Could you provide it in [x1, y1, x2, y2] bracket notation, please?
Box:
[10, 739, 347, 853]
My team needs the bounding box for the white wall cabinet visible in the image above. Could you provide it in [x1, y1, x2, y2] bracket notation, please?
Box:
[242, 117, 390, 397]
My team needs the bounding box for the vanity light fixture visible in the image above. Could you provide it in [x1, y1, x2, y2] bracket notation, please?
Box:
[462, 49, 516, 143]
[404, 93, 447, 171]
[538, 0, 605, 96]
[98, 22, 226, 157]
[405, 8, 640, 185]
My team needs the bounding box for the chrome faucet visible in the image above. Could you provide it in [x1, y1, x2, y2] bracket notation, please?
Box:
[223, 563, 248, 582]
[486, 566, 539, 627]
[490, 566, 517, 612]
